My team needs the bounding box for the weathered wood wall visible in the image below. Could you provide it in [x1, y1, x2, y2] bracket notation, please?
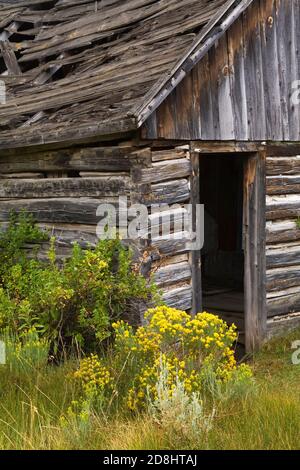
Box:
[142, 0, 300, 142]
[0, 142, 194, 312]
[0, 145, 133, 259]
[3, 139, 300, 341]
[131, 145, 193, 311]
[266, 145, 300, 337]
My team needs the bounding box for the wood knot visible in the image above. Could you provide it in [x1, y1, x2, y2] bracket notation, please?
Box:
[222, 65, 234, 76]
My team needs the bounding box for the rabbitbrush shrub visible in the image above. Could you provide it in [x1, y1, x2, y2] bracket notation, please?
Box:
[72, 306, 254, 414]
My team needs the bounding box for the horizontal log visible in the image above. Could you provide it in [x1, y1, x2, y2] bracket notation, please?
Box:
[267, 175, 300, 195]
[194, 142, 262, 153]
[1, 222, 147, 263]
[152, 254, 189, 268]
[132, 158, 191, 184]
[266, 219, 300, 243]
[267, 229, 300, 243]
[154, 261, 191, 287]
[0, 198, 123, 225]
[266, 219, 299, 233]
[0, 147, 133, 174]
[151, 232, 191, 259]
[24, 242, 72, 262]
[267, 266, 300, 291]
[79, 172, 129, 177]
[266, 195, 300, 220]
[38, 223, 99, 247]
[266, 209, 300, 221]
[267, 290, 300, 317]
[140, 179, 190, 205]
[267, 245, 300, 268]
[266, 145, 300, 157]
[266, 156, 300, 176]
[266, 194, 300, 209]
[151, 149, 187, 162]
[267, 313, 300, 338]
[0, 172, 45, 179]
[0, 221, 100, 247]
[0, 177, 132, 199]
[141, 208, 190, 239]
[267, 285, 300, 299]
[162, 284, 192, 311]
[24, 237, 144, 264]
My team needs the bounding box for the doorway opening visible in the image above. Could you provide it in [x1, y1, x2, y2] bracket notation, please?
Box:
[200, 154, 245, 345]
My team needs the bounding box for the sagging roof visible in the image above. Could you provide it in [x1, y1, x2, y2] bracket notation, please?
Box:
[0, 0, 251, 149]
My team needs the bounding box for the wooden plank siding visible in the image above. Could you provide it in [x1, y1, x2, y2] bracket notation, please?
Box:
[142, 0, 300, 142]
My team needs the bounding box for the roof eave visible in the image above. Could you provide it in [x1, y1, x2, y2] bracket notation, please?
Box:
[0, 115, 137, 150]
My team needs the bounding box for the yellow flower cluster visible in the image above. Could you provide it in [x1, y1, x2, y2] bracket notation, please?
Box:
[113, 306, 244, 410]
[72, 309, 252, 411]
[83, 252, 108, 271]
[73, 354, 111, 397]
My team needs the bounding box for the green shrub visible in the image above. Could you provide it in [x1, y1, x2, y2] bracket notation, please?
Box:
[0, 211, 47, 284]
[0, 213, 156, 356]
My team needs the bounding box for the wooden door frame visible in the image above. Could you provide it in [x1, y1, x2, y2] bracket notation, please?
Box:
[190, 143, 267, 353]
[243, 151, 267, 352]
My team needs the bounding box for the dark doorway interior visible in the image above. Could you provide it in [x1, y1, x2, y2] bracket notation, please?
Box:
[200, 154, 245, 344]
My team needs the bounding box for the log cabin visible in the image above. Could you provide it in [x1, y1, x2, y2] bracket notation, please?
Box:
[0, 0, 300, 351]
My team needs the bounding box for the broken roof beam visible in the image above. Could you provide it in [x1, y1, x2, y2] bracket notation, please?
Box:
[0, 21, 20, 41]
[20, 110, 46, 127]
[0, 40, 22, 76]
[0, 21, 22, 76]
[33, 52, 68, 85]
[22, 52, 69, 127]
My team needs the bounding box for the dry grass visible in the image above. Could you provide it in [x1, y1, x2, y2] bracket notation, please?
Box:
[0, 330, 300, 450]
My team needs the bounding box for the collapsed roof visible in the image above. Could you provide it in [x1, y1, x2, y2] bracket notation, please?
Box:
[0, 0, 250, 149]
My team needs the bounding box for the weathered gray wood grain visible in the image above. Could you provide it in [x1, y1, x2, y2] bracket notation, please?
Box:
[0, 177, 132, 199]
[154, 262, 191, 287]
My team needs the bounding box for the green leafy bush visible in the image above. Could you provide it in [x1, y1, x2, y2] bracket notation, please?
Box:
[0, 213, 156, 356]
[0, 211, 47, 283]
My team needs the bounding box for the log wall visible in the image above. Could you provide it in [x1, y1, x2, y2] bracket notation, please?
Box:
[0, 142, 194, 312]
[131, 145, 193, 312]
[266, 146, 300, 337]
